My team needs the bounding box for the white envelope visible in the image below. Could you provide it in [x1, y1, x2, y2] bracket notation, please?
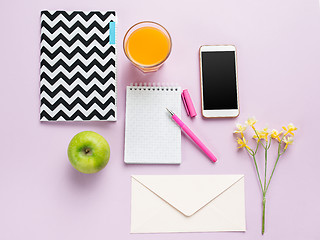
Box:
[131, 175, 246, 233]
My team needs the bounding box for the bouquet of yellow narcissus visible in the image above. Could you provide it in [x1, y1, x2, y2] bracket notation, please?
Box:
[233, 117, 297, 235]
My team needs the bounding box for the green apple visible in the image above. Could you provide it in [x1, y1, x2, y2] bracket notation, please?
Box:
[67, 131, 110, 174]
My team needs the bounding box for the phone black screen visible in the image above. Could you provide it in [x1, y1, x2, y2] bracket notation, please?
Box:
[201, 51, 238, 110]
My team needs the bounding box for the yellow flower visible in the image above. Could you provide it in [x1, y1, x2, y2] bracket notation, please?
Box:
[282, 123, 297, 136]
[283, 136, 294, 149]
[245, 117, 257, 128]
[237, 137, 251, 150]
[271, 129, 283, 142]
[234, 123, 247, 137]
[253, 128, 269, 142]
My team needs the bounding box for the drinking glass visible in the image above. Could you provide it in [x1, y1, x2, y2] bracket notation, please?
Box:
[123, 21, 172, 73]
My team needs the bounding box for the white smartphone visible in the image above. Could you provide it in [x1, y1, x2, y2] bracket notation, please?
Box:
[199, 45, 239, 118]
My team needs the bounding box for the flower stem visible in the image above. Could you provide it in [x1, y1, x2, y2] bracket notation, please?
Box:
[262, 195, 266, 235]
[264, 147, 267, 191]
[247, 142, 263, 192]
[254, 140, 260, 155]
[266, 153, 281, 192]
[265, 138, 285, 193]
[253, 154, 264, 192]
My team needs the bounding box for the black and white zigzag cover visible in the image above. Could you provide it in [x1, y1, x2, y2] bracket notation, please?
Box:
[40, 10, 117, 121]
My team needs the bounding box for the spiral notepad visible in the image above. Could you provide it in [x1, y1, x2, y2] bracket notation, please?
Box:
[124, 85, 181, 164]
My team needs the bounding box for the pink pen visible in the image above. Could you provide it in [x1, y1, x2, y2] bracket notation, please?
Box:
[166, 108, 217, 162]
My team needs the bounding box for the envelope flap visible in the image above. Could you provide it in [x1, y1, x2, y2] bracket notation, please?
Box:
[132, 175, 244, 217]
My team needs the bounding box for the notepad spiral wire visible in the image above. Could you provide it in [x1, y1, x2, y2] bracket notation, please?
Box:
[124, 83, 181, 164]
[129, 82, 180, 91]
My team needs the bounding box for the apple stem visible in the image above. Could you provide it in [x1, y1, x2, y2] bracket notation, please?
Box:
[84, 148, 92, 155]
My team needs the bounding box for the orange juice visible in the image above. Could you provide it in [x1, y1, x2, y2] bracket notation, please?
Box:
[125, 26, 171, 67]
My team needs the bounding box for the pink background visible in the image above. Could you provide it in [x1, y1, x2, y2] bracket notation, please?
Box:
[1, 0, 319, 239]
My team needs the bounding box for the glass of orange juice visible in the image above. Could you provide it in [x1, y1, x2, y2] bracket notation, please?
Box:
[123, 21, 172, 73]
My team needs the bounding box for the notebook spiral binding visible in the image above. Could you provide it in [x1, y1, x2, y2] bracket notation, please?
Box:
[129, 83, 180, 92]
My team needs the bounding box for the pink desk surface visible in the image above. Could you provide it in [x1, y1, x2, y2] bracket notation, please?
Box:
[1, 0, 319, 239]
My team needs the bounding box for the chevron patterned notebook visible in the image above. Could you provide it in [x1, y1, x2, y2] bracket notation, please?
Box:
[40, 10, 117, 121]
